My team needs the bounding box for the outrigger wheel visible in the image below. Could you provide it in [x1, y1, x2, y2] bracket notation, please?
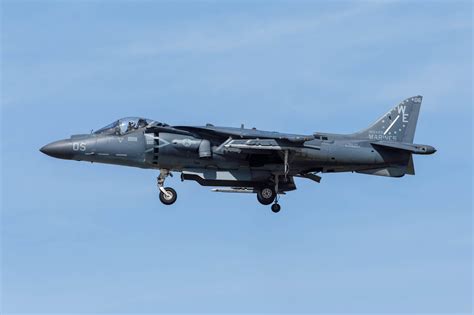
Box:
[271, 203, 281, 213]
[257, 185, 276, 205]
[159, 187, 177, 205]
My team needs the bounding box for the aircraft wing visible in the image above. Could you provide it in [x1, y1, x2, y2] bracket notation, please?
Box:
[173, 125, 313, 143]
[224, 138, 288, 151]
[216, 137, 315, 155]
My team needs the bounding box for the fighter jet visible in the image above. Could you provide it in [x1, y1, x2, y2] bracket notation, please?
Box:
[40, 96, 435, 213]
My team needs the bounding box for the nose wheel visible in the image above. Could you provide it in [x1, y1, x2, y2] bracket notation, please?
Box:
[159, 187, 177, 205]
[157, 169, 177, 205]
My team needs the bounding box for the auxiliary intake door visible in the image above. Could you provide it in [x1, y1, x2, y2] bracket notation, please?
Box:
[145, 132, 160, 166]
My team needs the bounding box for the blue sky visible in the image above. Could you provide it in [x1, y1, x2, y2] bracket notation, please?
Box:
[1, 0, 472, 313]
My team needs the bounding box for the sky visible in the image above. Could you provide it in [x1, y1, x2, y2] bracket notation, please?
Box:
[1, 0, 472, 313]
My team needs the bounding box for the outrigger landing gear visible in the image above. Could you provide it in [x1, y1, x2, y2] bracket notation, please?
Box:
[157, 169, 177, 205]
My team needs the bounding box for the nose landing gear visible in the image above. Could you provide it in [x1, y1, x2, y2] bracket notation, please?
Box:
[159, 187, 177, 205]
[157, 169, 177, 205]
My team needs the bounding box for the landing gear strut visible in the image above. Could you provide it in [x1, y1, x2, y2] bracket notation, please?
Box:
[271, 175, 281, 213]
[157, 169, 177, 205]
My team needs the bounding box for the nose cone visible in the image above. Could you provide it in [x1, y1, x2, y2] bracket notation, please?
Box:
[40, 140, 74, 160]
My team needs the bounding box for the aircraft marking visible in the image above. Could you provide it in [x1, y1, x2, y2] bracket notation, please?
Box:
[384, 115, 400, 135]
[155, 137, 170, 148]
[144, 134, 169, 148]
[72, 142, 86, 152]
[182, 139, 192, 147]
[397, 105, 409, 123]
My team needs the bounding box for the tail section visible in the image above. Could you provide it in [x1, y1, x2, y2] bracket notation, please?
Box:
[354, 96, 422, 143]
[353, 95, 430, 178]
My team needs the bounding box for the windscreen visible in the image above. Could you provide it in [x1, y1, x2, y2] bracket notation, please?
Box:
[94, 117, 157, 135]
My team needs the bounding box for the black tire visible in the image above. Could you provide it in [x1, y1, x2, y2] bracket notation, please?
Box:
[271, 203, 281, 213]
[257, 186, 276, 205]
[159, 187, 177, 205]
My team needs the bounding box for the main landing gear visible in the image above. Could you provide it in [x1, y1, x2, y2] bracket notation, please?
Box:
[256, 185, 276, 205]
[256, 180, 282, 214]
[157, 169, 177, 205]
[259, 153, 290, 213]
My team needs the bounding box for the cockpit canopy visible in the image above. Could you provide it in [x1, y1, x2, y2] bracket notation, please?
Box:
[94, 117, 168, 135]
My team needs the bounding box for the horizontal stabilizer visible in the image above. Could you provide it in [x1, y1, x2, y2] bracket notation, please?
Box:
[371, 141, 436, 155]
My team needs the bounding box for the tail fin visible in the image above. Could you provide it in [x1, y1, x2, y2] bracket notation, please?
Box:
[354, 96, 422, 143]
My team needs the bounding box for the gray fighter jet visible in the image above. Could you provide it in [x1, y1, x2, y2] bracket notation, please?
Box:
[40, 96, 436, 213]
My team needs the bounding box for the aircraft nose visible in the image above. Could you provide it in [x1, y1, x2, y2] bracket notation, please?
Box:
[40, 140, 74, 160]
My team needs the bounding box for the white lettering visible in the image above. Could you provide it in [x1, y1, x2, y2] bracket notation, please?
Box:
[403, 113, 409, 123]
[397, 105, 406, 115]
[72, 142, 86, 152]
[398, 105, 409, 123]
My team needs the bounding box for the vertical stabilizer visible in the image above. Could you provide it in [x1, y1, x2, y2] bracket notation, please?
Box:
[354, 96, 422, 143]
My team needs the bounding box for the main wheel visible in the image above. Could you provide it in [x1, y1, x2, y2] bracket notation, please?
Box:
[271, 203, 281, 213]
[257, 186, 276, 205]
[159, 187, 177, 205]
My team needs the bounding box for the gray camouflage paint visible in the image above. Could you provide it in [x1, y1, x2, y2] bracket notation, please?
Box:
[40, 96, 436, 196]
